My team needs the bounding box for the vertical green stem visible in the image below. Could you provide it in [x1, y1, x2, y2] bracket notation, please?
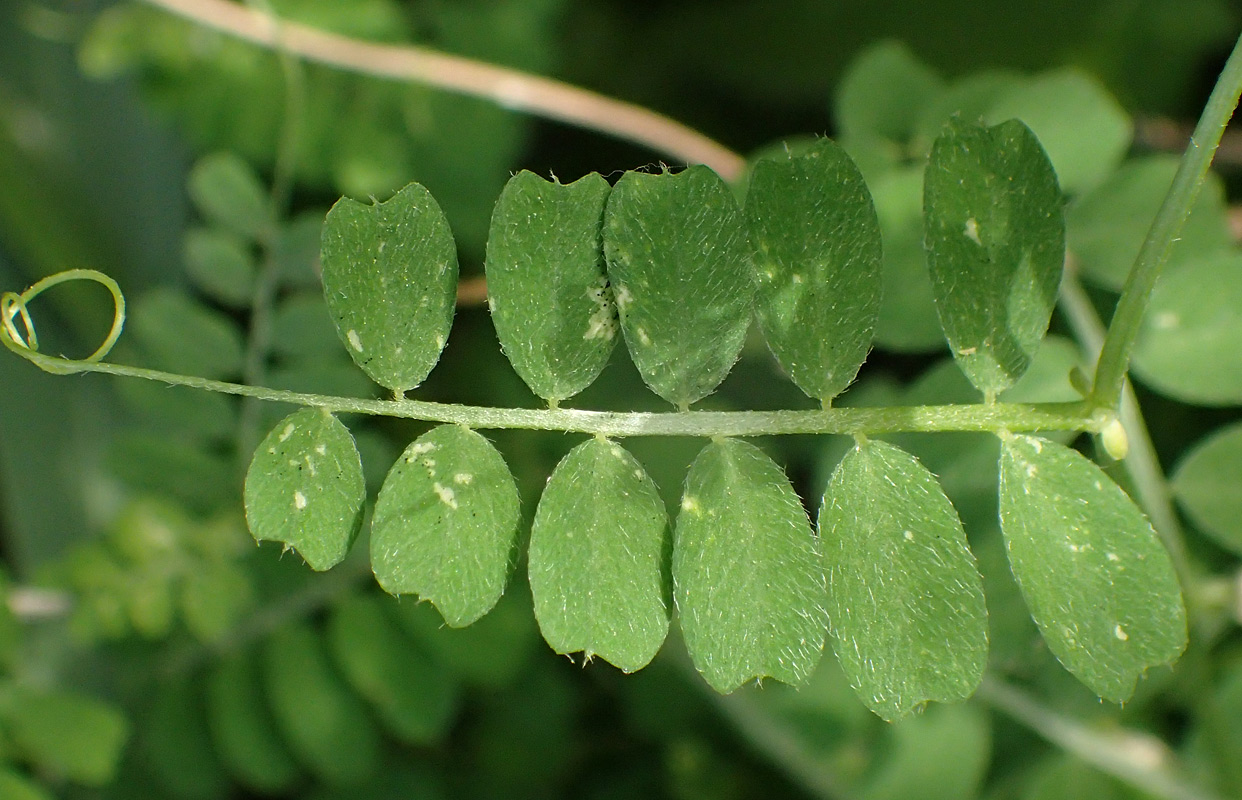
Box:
[236, 0, 307, 458]
[1091, 30, 1242, 411]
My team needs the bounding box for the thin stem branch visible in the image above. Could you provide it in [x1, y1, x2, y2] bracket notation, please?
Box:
[977, 678, 1222, 800]
[136, 0, 747, 181]
[1091, 30, 1242, 410]
[8, 349, 1100, 438]
[235, 0, 307, 458]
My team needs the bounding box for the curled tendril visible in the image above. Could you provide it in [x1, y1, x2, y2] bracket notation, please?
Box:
[1, 269, 126, 373]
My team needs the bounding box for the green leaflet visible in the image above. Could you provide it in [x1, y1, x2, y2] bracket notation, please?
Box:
[2, 687, 128, 786]
[206, 652, 302, 795]
[0, 770, 53, 800]
[1132, 253, 1242, 405]
[998, 434, 1187, 702]
[983, 68, 1132, 195]
[603, 166, 753, 407]
[674, 438, 826, 692]
[187, 152, 271, 240]
[370, 424, 520, 627]
[262, 621, 381, 786]
[871, 166, 944, 352]
[1172, 422, 1242, 556]
[746, 139, 883, 403]
[128, 288, 245, 379]
[820, 439, 988, 721]
[924, 118, 1065, 396]
[326, 592, 459, 745]
[243, 408, 365, 571]
[183, 227, 257, 308]
[835, 40, 944, 146]
[1067, 155, 1232, 291]
[321, 181, 458, 394]
[528, 437, 670, 673]
[142, 676, 230, 800]
[486, 170, 615, 405]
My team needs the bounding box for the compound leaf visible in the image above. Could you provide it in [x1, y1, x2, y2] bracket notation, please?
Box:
[206, 652, 302, 795]
[262, 621, 380, 786]
[370, 425, 520, 627]
[528, 437, 670, 673]
[327, 593, 459, 745]
[243, 408, 365, 572]
[604, 166, 753, 407]
[1132, 253, 1242, 405]
[820, 439, 988, 721]
[924, 118, 1065, 396]
[998, 434, 1187, 702]
[321, 181, 458, 393]
[1171, 422, 1242, 555]
[674, 438, 826, 693]
[486, 170, 615, 404]
[746, 139, 883, 402]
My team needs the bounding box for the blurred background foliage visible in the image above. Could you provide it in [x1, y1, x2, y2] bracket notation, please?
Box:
[2, 1, 1242, 798]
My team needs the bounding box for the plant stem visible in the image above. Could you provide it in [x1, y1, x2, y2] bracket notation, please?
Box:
[977, 678, 1221, 800]
[1091, 29, 1242, 410]
[1058, 269, 1195, 590]
[136, 0, 747, 180]
[235, 0, 307, 458]
[7, 349, 1100, 438]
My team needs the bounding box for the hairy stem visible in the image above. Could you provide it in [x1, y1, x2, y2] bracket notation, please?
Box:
[8, 349, 1100, 438]
[136, 0, 747, 180]
[1091, 29, 1242, 410]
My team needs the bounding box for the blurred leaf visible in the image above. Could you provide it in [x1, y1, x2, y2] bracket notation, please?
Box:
[998, 434, 1186, 701]
[0, 769, 54, 800]
[390, 586, 537, 689]
[106, 434, 236, 515]
[984, 69, 1132, 194]
[835, 40, 944, 145]
[4, 686, 128, 785]
[243, 408, 365, 571]
[206, 651, 302, 794]
[1020, 755, 1147, 800]
[604, 166, 753, 407]
[141, 676, 230, 800]
[271, 293, 355, 362]
[127, 289, 245, 379]
[115, 379, 236, 440]
[370, 425, 520, 627]
[820, 439, 988, 721]
[274, 212, 326, 288]
[528, 437, 669, 673]
[179, 562, 255, 642]
[1132, 253, 1242, 405]
[321, 182, 458, 393]
[486, 170, 614, 404]
[187, 152, 270, 240]
[674, 438, 826, 692]
[924, 118, 1064, 395]
[326, 592, 459, 745]
[871, 166, 945, 351]
[862, 703, 990, 800]
[263, 621, 381, 786]
[1068, 155, 1232, 291]
[746, 138, 883, 402]
[1171, 422, 1242, 555]
[183, 227, 257, 308]
[914, 70, 1024, 151]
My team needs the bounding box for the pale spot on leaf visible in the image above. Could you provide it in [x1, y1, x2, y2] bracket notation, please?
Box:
[347, 330, 364, 352]
[293, 490, 307, 510]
